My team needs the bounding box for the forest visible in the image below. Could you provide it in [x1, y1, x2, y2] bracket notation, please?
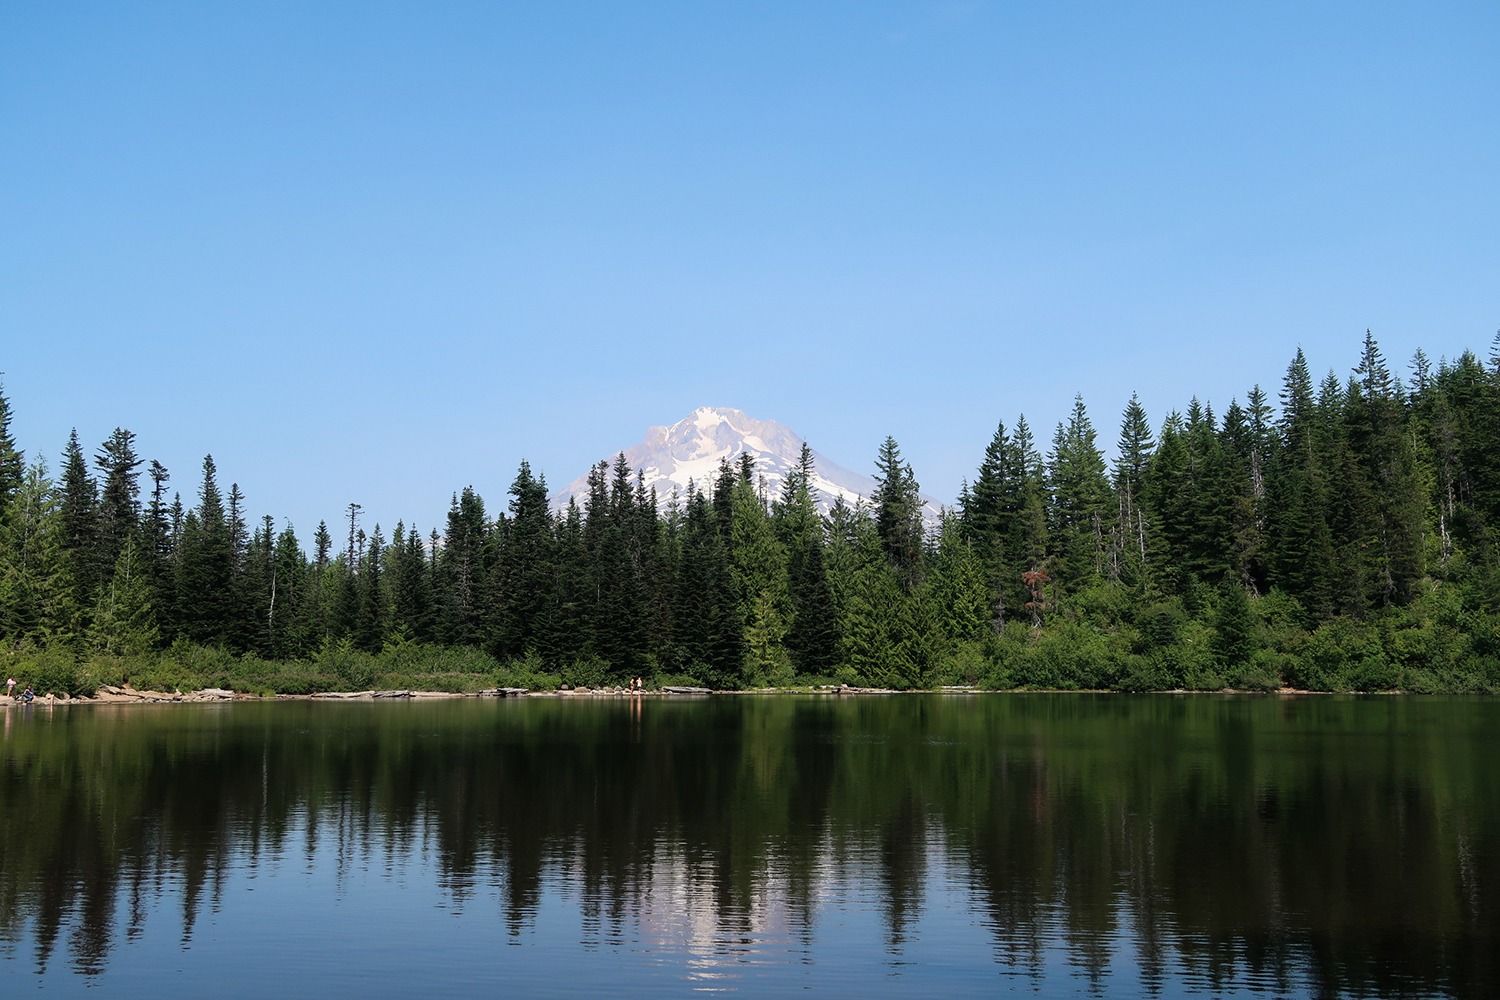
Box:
[1, 331, 1498, 696]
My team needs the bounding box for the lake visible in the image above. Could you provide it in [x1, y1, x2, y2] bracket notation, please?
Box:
[1, 694, 1495, 997]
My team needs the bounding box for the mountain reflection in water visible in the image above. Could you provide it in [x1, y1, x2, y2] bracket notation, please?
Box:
[0, 695, 1494, 997]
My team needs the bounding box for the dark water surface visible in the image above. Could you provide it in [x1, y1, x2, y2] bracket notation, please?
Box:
[1, 694, 1495, 997]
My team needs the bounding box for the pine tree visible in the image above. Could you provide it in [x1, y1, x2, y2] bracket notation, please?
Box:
[1111, 394, 1154, 587]
[58, 429, 100, 620]
[1211, 577, 1255, 675]
[353, 523, 388, 652]
[494, 461, 557, 659]
[730, 465, 788, 682]
[88, 537, 159, 656]
[387, 521, 434, 646]
[777, 443, 840, 676]
[871, 436, 924, 592]
[1343, 330, 1425, 605]
[94, 428, 143, 576]
[266, 525, 305, 657]
[962, 420, 1016, 629]
[437, 487, 491, 646]
[175, 456, 234, 646]
[926, 513, 989, 645]
[1046, 396, 1112, 591]
[0, 459, 77, 644]
[672, 484, 742, 684]
[0, 379, 23, 519]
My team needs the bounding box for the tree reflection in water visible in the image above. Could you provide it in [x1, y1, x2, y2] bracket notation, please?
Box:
[0, 695, 1494, 997]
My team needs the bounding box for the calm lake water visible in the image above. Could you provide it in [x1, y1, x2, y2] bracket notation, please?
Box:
[1, 694, 1495, 997]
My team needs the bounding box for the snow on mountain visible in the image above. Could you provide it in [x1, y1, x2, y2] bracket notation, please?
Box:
[548, 406, 944, 525]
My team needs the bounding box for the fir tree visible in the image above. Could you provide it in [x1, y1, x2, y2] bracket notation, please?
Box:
[175, 456, 234, 646]
[89, 537, 159, 656]
[58, 429, 100, 619]
[0, 459, 77, 644]
[871, 436, 924, 592]
[1111, 393, 1154, 586]
[94, 427, 143, 576]
[1046, 397, 1112, 591]
[0, 379, 24, 519]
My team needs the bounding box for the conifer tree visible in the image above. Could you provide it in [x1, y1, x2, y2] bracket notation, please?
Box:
[353, 523, 388, 652]
[0, 459, 77, 644]
[142, 460, 177, 637]
[494, 461, 557, 659]
[387, 521, 434, 646]
[730, 464, 788, 682]
[673, 484, 742, 684]
[175, 456, 234, 646]
[89, 537, 159, 656]
[927, 513, 989, 645]
[0, 380, 24, 519]
[1344, 331, 1425, 604]
[58, 429, 100, 619]
[546, 498, 590, 667]
[266, 525, 305, 657]
[437, 487, 490, 647]
[871, 436, 924, 592]
[1046, 397, 1112, 591]
[777, 443, 840, 676]
[94, 428, 143, 577]
[1111, 394, 1154, 587]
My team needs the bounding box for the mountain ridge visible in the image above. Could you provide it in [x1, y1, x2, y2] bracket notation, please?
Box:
[547, 406, 943, 524]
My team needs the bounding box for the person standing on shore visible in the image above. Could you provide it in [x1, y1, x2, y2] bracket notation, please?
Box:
[5, 676, 14, 699]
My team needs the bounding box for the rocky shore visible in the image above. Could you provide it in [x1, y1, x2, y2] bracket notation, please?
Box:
[1, 682, 919, 706]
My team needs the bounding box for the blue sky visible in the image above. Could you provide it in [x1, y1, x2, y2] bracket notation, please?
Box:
[3, 1, 1496, 539]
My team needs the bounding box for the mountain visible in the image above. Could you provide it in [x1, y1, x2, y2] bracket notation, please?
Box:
[548, 406, 944, 524]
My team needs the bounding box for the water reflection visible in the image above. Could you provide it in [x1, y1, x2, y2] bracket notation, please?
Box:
[0, 695, 1495, 997]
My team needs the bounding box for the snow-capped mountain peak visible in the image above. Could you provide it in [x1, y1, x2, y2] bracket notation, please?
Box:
[548, 407, 943, 524]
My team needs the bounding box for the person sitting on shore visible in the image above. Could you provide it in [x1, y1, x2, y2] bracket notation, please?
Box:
[19, 685, 34, 704]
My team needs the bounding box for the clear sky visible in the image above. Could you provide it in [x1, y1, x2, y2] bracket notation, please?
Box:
[3, 1, 1496, 539]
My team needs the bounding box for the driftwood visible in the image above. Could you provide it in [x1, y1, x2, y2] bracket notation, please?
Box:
[661, 686, 712, 695]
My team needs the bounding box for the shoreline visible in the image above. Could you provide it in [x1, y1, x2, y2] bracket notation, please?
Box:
[2, 683, 1366, 707]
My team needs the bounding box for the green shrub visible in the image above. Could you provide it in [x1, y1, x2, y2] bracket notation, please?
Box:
[562, 655, 611, 689]
[20, 646, 84, 697]
[1118, 653, 1172, 692]
[933, 641, 988, 687]
[1289, 618, 1388, 691]
[315, 639, 379, 691]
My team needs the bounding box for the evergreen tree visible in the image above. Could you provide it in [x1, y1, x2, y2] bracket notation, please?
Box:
[0, 459, 77, 644]
[926, 513, 989, 645]
[1046, 397, 1112, 591]
[1344, 330, 1425, 605]
[353, 523, 388, 652]
[387, 521, 434, 646]
[175, 456, 234, 646]
[142, 460, 176, 637]
[58, 429, 100, 619]
[730, 464, 788, 682]
[88, 537, 159, 656]
[0, 380, 24, 519]
[1111, 393, 1154, 587]
[545, 498, 591, 667]
[494, 461, 557, 660]
[94, 428, 143, 576]
[672, 483, 742, 684]
[1211, 577, 1255, 675]
[266, 525, 305, 657]
[871, 436, 924, 592]
[777, 443, 840, 676]
[437, 487, 491, 647]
